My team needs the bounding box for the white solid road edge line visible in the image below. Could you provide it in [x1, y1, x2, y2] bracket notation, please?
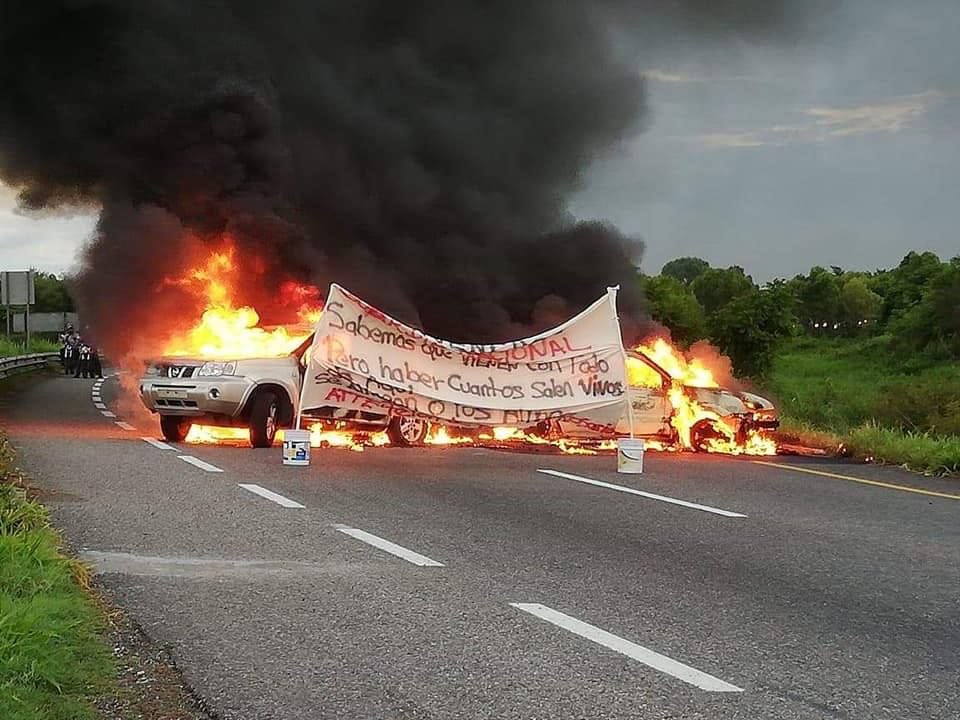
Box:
[537, 469, 747, 518]
[177, 455, 224, 473]
[334, 525, 444, 567]
[510, 603, 743, 693]
[238, 483, 305, 508]
[142, 437, 175, 450]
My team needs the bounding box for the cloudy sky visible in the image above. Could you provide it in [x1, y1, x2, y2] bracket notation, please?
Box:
[2, 0, 958, 282]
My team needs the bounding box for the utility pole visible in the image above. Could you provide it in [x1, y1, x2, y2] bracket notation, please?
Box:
[1, 272, 8, 338]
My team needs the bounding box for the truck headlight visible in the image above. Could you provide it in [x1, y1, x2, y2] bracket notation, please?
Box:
[144, 364, 160, 376]
[197, 361, 237, 377]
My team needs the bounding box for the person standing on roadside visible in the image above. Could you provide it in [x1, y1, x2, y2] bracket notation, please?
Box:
[74, 342, 90, 378]
[63, 335, 79, 375]
[88, 342, 104, 379]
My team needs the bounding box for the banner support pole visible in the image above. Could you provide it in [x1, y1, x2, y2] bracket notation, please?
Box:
[608, 286, 636, 439]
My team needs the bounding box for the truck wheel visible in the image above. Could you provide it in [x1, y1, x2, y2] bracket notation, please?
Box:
[386, 416, 429, 446]
[160, 415, 191, 443]
[249, 391, 279, 448]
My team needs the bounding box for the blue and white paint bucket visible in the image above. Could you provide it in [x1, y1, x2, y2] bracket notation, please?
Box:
[282, 429, 311, 466]
[617, 438, 644, 474]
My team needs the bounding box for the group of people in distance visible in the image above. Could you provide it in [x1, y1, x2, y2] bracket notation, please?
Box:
[58, 325, 103, 379]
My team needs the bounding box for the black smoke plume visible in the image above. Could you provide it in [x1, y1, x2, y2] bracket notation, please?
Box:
[0, 1, 822, 355]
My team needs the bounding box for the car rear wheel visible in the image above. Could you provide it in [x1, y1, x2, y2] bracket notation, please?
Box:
[249, 391, 279, 448]
[387, 415, 429, 446]
[160, 415, 191, 443]
[690, 419, 728, 452]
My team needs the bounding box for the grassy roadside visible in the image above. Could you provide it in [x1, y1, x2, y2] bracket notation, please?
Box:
[0, 434, 113, 720]
[0, 338, 61, 358]
[766, 336, 960, 475]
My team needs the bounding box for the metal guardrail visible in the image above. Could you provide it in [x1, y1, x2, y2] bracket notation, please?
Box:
[0, 352, 59, 379]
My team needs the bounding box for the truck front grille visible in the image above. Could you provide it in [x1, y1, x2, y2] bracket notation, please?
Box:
[155, 399, 199, 408]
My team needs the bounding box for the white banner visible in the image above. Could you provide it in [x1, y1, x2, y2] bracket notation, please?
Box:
[299, 284, 628, 432]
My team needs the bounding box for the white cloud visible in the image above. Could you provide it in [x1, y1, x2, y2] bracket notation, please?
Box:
[804, 90, 945, 136]
[0, 185, 95, 274]
[691, 89, 946, 150]
[643, 68, 705, 84]
[694, 132, 767, 149]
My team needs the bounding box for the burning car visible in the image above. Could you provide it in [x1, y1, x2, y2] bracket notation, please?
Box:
[534, 347, 778, 453]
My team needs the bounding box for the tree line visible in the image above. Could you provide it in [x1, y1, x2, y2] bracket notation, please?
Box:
[641, 251, 960, 376]
[9, 261, 960, 379]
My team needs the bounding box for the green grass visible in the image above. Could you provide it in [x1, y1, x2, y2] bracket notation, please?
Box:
[765, 336, 960, 474]
[0, 438, 114, 719]
[0, 338, 61, 358]
[845, 423, 960, 475]
[774, 417, 847, 451]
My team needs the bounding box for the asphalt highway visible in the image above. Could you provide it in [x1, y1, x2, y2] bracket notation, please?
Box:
[3, 371, 959, 719]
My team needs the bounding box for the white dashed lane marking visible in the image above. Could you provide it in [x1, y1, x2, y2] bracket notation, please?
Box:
[142, 438, 175, 451]
[177, 455, 224, 473]
[510, 603, 743, 693]
[238, 483, 305, 508]
[536, 469, 747, 518]
[334, 525, 444, 567]
[88, 378, 185, 455]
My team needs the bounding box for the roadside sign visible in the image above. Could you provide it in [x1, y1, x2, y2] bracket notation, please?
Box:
[1, 270, 35, 305]
[2, 270, 36, 343]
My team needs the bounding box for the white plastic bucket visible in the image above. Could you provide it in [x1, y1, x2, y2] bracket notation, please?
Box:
[617, 438, 644, 474]
[282, 429, 311, 466]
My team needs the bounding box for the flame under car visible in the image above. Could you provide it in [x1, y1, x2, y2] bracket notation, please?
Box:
[535, 350, 778, 451]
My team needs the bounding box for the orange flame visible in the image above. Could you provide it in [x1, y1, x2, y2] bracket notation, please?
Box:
[184, 425, 250, 444]
[634, 338, 718, 388]
[424, 426, 473, 446]
[307, 426, 366, 452]
[630, 338, 776, 456]
[160, 245, 322, 359]
[704, 430, 778, 456]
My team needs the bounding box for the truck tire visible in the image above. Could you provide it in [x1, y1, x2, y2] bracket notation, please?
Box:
[386, 415, 429, 446]
[160, 415, 191, 443]
[248, 390, 280, 448]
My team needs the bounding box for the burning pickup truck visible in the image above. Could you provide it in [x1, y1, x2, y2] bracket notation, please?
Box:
[139, 332, 432, 447]
[138, 333, 778, 453]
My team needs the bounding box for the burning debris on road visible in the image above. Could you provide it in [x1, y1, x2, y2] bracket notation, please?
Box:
[138, 245, 778, 457]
